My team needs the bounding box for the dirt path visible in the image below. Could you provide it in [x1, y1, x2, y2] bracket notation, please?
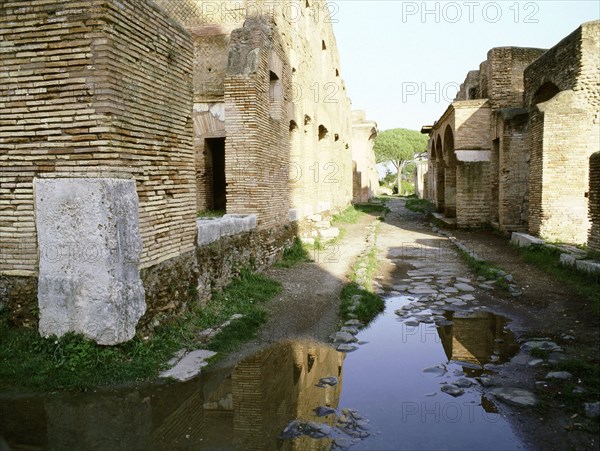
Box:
[261, 214, 378, 343]
[214, 213, 379, 368]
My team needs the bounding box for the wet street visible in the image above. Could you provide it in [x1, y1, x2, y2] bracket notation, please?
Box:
[0, 199, 570, 450]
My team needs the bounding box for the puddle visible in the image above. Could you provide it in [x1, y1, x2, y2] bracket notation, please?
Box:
[0, 297, 524, 450]
[336, 295, 522, 450]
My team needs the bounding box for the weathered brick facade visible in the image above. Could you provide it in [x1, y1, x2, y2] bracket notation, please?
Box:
[424, 21, 600, 244]
[524, 21, 600, 244]
[589, 152, 600, 253]
[0, 0, 196, 330]
[156, 0, 355, 230]
[1, 0, 366, 340]
[351, 110, 378, 203]
[0, 0, 195, 273]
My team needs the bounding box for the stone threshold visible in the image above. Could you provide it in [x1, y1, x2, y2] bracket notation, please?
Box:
[432, 212, 457, 228]
[510, 232, 600, 275]
[197, 214, 257, 246]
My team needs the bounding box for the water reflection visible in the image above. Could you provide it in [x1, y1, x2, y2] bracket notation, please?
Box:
[437, 311, 519, 375]
[0, 341, 344, 451]
[0, 299, 524, 450]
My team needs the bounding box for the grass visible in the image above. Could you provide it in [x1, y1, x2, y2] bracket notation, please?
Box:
[273, 237, 313, 268]
[534, 357, 600, 412]
[404, 197, 436, 214]
[196, 209, 226, 218]
[0, 269, 281, 392]
[518, 244, 600, 314]
[331, 203, 390, 226]
[340, 231, 385, 324]
[339, 283, 385, 324]
[458, 249, 509, 290]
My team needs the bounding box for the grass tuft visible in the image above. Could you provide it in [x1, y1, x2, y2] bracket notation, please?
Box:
[405, 198, 436, 213]
[340, 283, 384, 324]
[458, 249, 509, 290]
[0, 269, 281, 392]
[331, 203, 390, 226]
[274, 238, 312, 268]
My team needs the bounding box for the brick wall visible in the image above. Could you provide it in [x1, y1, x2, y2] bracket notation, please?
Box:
[525, 21, 599, 244]
[453, 101, 491, 150]
[456, 163, 491, 227]
[496, 110, 530, 231]
[156, 0, 354, 227]
[0, 0, 195, 276]
[487, 47, 546, 109]
[589, 152, 600, 253]
[351, 111, 378, 203]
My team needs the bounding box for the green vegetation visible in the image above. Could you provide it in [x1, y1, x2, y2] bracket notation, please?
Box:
[458, 249, 509, 290]
[340, 283, 385, 324]
[518, 244, 600, 313]
[405, 197, 436, 213]
[0, 269, 281, 392]
[399, 180, 415, 196]
[535, 357, 600, 411]
[373, 128, 428, 195]
[331, 203, 390, 226]
[273, 237, 313, 268]
[196, 209, 226, 218]
[340, 236, 385, 324]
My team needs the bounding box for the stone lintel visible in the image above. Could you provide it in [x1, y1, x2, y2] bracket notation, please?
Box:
[455, 150, 491, 162]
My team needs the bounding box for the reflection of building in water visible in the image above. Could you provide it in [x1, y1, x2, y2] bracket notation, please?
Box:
[233, 341, 345, 451]
[153, 340, 345, 450]
[1, 341, 344, 450]
[437, 312, 518, 372]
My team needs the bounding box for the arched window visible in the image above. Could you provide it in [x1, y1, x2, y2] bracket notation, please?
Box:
[318, 125, 328, 140]
[532, 82, 560, 105]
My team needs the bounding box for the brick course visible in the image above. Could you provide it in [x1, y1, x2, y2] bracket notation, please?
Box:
[0, 0, 195, 276]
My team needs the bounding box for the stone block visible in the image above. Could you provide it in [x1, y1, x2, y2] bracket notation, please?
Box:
[575, 260, 600, 275]
[319, 227, 340, 240]
[510, 232, 545, 247]
[35, 178, 145, 345]
[559, 253, 577, 268]
[197, 219, 221, 246]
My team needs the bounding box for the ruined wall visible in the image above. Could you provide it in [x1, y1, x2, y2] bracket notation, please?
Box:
[525, 21, 600, 243]
[156, 0, 354, 228]
[455, 70, 481, 101]
[285, 1, 353, 221]
[351, 111, 378, 203]
[222, 17, 292, 229]
[0, 0, 195, 327]
[589, 152, 600, 253]
[456, 163, 491, 227]
[494, 110, 530, 231]
[453, 100, 491, 150]
[487, 47, 546, 109]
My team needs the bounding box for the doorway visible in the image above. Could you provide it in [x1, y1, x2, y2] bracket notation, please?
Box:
[205, 137, 226, 211]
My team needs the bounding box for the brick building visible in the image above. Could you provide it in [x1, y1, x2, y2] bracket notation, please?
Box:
[351, 110, 378, 203]
[423, 21, 599, 247]
[0, 0, 374, 343]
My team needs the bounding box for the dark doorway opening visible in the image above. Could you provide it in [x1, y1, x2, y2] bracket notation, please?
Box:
[206, 137, 226, 211]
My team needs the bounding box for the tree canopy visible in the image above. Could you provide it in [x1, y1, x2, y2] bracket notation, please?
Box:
[373, 128, 428, 195]
[373, 128, 428, 167]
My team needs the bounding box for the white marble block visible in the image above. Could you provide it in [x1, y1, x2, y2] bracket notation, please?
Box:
[35, 178, 145, 345]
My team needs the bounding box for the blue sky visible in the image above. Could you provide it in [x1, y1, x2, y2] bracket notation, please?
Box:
[332, 1, 600, 131]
